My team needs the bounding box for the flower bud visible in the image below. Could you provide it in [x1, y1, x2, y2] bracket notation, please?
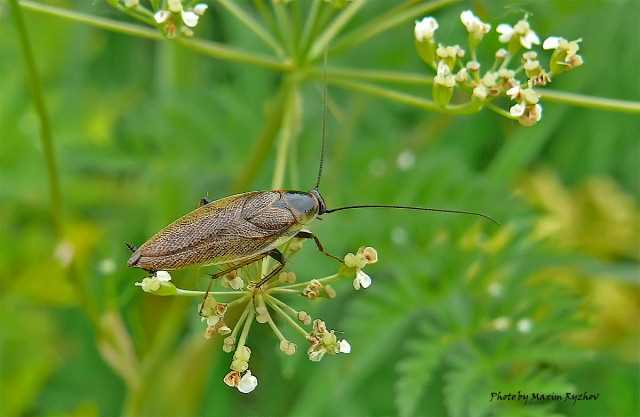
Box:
[230, 359, 248, 373]
[280, 340, 297, 355]
[223, 336, 236, 353]
[433, 62, 455, 107]
[234, 345, 251, 362]
[223, 370, 241, 387]
[297, 311, 312, 326]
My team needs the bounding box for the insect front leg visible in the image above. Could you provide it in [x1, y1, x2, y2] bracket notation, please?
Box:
[255, 249, 286, 288]
[294, 230, 343, 264]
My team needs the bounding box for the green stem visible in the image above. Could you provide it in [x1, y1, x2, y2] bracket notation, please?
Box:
[299, 0, 322, 57]
[328, 78, 480, 114]
[308, 0, 366, 60]
[265, 296, 309, 337]
[237, 303, 256, 348]
[217, 0, 286, 58]
[230, 302, 251, 340]
[272, 0, 295, 58]
[311, 66, 433, 85]
[330, 0, 460, 55]
[271, 82, 299, 189]
[276, 274, 341, 290]
[539, 89, 640, 114]
[18, 0, 291, 71]
[10, 0, 62, 233]
[174, 289, 248, 297]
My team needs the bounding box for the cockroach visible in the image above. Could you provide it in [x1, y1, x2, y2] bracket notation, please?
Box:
[127, 64, 497, 300]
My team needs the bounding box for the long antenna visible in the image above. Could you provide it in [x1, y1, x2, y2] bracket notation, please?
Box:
[314, 49, 328, 190]
[324, 204, 499, 225]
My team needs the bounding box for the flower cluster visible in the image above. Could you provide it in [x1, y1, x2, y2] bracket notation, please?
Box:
[134, 240, 379, 394]
[414, 11, 584, 126]
[118, 0, 208, 38]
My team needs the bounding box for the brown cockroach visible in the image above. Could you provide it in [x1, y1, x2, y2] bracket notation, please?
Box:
[127, 70, 497, 297]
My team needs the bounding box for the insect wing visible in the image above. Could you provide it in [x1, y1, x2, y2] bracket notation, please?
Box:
[129, 191, 297, 270]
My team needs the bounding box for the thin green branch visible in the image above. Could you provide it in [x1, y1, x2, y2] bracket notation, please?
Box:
[272, 1, 295, 58]
[331, 0, 460, 55]
[217, 0, 286, 58]
[9, 0, 62, 233]
[539, 89, 640, 114]
[308, 0, 366, 60]
[311, 66, 433, 85]
[328, 78, 480, 114]
[299, 0, 322, 57]
[18, 0, 291, 71]
[265, 295, 309, 338]
[271, 83, 300, 189]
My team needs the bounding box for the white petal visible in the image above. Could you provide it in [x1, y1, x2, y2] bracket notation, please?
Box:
[182, 10, 199, 28]
[237, 371, 258, 394]
[154, 10, 170, 24]
[460, 10, 474, 27]
[534, 104, 543, 121]
[543, 36, 562, 50]
[496, 24, 513, 43]
[338, 339, 351, 354]
[506, 86, 520, 100]
[193, 3, 208, 15]
[521, 31, 540, 49]
[414, 16, 438, 41]
[356, 270, 372, 289]
[156, 270, 172, 282]
[510, 103, 525, 117]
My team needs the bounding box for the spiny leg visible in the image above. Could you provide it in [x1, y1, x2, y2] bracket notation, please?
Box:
[125, 242, 137, 253]
[198, 254, 266, 317]
[294, 230, 343, 264]
[255, 249, 286, 288]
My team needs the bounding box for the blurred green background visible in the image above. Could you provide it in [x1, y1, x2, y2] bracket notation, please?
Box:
[1, 0, 639, 416]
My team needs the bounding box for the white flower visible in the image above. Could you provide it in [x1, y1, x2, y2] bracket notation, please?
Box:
[473, 85, 488, 100]
[353, 270, 372, 290]
[54, 241, 75, 267]
[487, 282, 503, 297]
[237, 370, 258, 394]
[98, 258, 116, 275]
[517, 318, 533, 333]
[308, 348, 326, 362]
[434, 61, 455, 87]
[181, 10, 199, 28]
[492, 316, 511, 331]
[135, 271, 175, 294]
[396, 150, 416, 171]
[338, 339, 351, 353]
[497, 18, 540, 49]
[460, 10, 491, 38]
[414, 17, 439, 42]
[154, 10, 170, 24]
[156, 270, 172, 282]
[168, 0, 182, 12]
[543, 36, 563, 50]
[496, 23, 514, 43]
[506, 86, 521, 100]
[193, 3, 208, 16]
[509, 103, 525, 117]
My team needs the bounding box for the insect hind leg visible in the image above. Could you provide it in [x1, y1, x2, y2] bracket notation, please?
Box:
[198, 254, 267, 317]
[255, 249, 286, 288]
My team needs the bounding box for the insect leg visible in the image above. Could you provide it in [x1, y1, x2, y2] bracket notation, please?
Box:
[198, 254, 267, 317]
[294, 231, 343, 263]
[125, 242, 138, 253]
[255, 249, 286, 288]
[199, 197, 211, 207]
